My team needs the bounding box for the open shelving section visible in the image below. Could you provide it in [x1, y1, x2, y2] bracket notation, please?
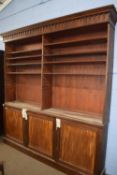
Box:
[42, 24, 107, 115]
[2, 5, 117, 175]
[5, 36, 42, 106]
[4, 23, 108, 116]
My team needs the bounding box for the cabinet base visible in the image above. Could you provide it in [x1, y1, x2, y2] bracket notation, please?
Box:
[3, 137, 105, 175]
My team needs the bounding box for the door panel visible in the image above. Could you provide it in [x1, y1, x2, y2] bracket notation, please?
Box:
[5, 107, 23, 143]
[28, 113, 54, 157]
[59, 120, 97, 174]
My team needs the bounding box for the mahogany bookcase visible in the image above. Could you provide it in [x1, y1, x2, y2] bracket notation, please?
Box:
[1, 5, 117, 175]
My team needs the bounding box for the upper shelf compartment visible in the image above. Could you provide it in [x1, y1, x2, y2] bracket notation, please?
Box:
[43, 24, 107, 62]
[6, 35, 42, 57]
[6, 36, 42, 68]
[5, 36, 43, 74]
[44, 24, 107, 46]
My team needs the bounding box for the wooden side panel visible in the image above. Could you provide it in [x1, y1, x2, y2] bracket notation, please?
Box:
[103, 24, 115, 123]
[59, 120, 97, 174]
[5, 107, 23, 143]
[28, 113, 54, 157]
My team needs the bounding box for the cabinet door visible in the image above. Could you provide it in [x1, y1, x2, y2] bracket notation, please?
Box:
[28, 113, 54, 157]
[59, 119, 97, 174]
[4, 107, 23, 143]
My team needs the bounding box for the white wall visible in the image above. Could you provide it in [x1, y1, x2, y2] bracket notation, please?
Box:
[0, 37, 4, 50]
[0, 0, 117, 174]
[0, 0, 117, 34]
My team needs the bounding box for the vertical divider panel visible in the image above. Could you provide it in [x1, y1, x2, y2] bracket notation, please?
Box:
[40, 34, 44, 109]
[41, 34, 52, 109]
[53, 118, 61, 161]
[52, 118, 58, 160]
[23, 116, 29, 146]
[41, 35, 60, 160]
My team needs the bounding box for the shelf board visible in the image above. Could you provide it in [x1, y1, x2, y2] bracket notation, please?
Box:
[44, 73, 105, 76]
[7, 72, 41, 75]
[4, 102, 103, 126]
[44, 49, 106, 57]
[43, 108, 103, 126]
[5, 101, 41, 113]
[6, 72, 105, 76]
[7, 49, 41, 55]
[7, 55, 42, 60]
[44, 59, 106, 64]
[7, 62, 41, 66]
[44, 36, 107, 47]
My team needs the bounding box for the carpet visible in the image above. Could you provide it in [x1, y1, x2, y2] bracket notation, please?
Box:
[0, 139, 66, 175]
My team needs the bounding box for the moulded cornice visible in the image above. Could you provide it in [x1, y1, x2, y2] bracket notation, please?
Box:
[1, 5, 117, 42]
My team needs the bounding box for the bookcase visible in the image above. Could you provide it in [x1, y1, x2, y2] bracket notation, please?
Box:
[2, 5, 117, 175]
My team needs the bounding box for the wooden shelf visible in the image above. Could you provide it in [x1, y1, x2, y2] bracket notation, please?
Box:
[7, 49, 41, 55]
[44, 59, 106, 64]
[7, 72, 41, 75]
[6, 72, 105, 76]
[44, 36, 107, 47]
[42, 108, 103, 126]
[7, 55, 42, 60]
[4, 102, 103, 126]
[44, 73, 105, 76]
[44, 49, 106, 57]
[5, 101, 41, 113]
[7, 62, 41, 66]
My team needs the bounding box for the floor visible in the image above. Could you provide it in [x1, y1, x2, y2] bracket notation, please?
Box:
[0, 139, 66, 175]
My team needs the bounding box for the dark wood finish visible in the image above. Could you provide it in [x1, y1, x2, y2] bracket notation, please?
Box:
[58, 119, 106, 175]
[0, 162, 4, 175]
[23, 117, 29, 146]
[28, 112, 54, 157]
[2, 5, 117, 175]
[59, 120, 97, 174]
[4, 107, 23, 143]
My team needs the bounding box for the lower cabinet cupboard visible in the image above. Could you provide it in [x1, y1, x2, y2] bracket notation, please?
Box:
[4, 107, 23, 144]
[28, 113, 54, 157]
[58, 120, 101, 175]
[4, 106, 104, 175]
